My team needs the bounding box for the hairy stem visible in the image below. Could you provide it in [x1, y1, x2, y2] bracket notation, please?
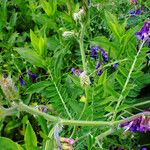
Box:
[1, 102, 150, 127]
[112, 41, 145, 120]
[47, 69, 72, 119]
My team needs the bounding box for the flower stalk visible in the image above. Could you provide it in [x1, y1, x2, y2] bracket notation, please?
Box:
[1, 102, 150, 128]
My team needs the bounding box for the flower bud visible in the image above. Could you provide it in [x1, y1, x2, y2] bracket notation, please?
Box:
[0, 75, 19, 101]
[79, 71, 91, 87]
[62, 31, 75, 39]
[73, 7, 84, 21]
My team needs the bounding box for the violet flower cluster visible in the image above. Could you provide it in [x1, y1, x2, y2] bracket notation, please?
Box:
[71, 68, 82, 76]
[130, 6, 145, 17]
[120, 115, 150, 132]
[135, 21, 150, 47]
[19, 70, 37, 86]
[90, 45, 108, 75]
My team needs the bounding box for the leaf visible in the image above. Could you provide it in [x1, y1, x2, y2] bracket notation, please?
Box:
[30, 29, 39, 52]
[26, 81, 51, 94]
[45, 127, 56, 150]
[105, 106, 115, 113]
[36, 116, 48, 134]
[25, 122, 38, 150]
[40, 0, 57, 16]
[15, 47, 46, 69]
[105, 11, 121, 41]
[0, 137, 23, 150]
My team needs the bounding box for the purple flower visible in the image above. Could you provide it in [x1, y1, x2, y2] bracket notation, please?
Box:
[112, 63, 119, 69]
[130, 9, 140, 16]
[95, 61, 100, 69]
[130, 0, 138, 5]
[35, 105, 49, 113]
[90, 46, 98, 59]
[71, 68, 82, 76]
[141, 6, 145, 13]
[120, 115, 150, 132]
[90, 46, 108, 63]
[97, 69, 103, 76]
[28, 70, 37, 81]
[19, 77, 26, 86]
[135, 21, 150, 47]
[140, 147, 147, 150]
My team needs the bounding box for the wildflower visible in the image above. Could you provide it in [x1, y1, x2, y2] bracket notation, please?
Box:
[112, 63, 119, 69]
[140, 147, 148, 150]
[73, 7, 84, 21]
[97, 69, 103, 76]
[90, 45, 108, 63]
[34, 105, 48, 113]
[141, 6, 145, 13]
[79, 71, 91, 86]
[101, 49, 108, 63]
[120, 115, 150, 132]
[95, 61, 100, 69]
[0, 75, 19, 101]
[95, 61, 103, 76]
[62, 31, 75, 38]
[90, 46, 99, 59]
[71, 68, 82, 76]
[130, 6, 145, 17]
[28, 70, 37, 81]
[135, 21, 150, 47]
[19, 77, 26, 86]
[130, 0, 138, 5]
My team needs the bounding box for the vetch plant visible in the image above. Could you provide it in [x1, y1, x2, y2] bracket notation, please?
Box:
[0, 0, 150, 149]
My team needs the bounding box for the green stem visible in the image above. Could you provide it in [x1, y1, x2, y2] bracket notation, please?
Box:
[95, 128, 114, 146]
[2, 102, 150, 127]
[79, 23, 86, 71]
[47, 69, 72, 119]
[112, 41, 145, 120]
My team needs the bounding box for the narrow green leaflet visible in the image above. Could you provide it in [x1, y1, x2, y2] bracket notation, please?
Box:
[25, 122, 38, 150]
[26, 81, 51, 94]
[15, 48, 46, 69]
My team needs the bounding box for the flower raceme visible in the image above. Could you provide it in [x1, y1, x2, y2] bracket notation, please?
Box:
[120, 115, 150, 132]
[90, 45, 108, 76]
[0, 75, 19, 101]
[130, 6, 145, 17]
[136, 21, 150, 47]
[90, 46, 108, 62]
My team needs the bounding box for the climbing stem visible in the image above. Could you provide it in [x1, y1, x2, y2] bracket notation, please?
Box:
[112, 41, 145, 120]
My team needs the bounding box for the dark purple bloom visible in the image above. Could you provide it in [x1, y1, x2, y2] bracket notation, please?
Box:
[140, 147, 147, 150]
[90, 46, 98, 59]
[102, 51, 108, 63]
[130, 9, 140, 16]
[28, 70, 37, 81]
[112, 63, 119, 69]
[141, 6, 145, 13]
[19, 77, 26, 86]
[135, 21, 150, 47]
[71, 68, 82, 76]
[120, 115, 150, 132]
[97, 69, 103, 76]
[95, 61, 100, 69]
[90, 45, 108, 63]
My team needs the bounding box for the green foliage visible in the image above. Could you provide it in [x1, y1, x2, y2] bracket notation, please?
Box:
[24, 122, 39, 150]
[0, 137, 23, 150]
[0, 0, 150, 149]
